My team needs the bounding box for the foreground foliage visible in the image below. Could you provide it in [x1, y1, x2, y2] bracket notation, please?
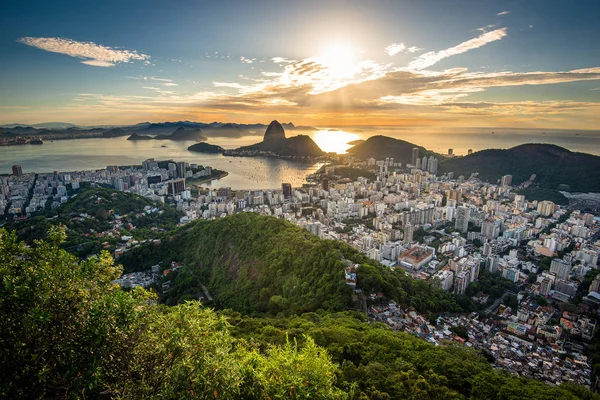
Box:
[0, 227, 343, 399]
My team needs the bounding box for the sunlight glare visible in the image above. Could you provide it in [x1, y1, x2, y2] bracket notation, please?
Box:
[317, 43, 358, 79]
[312, 130, 360, 154]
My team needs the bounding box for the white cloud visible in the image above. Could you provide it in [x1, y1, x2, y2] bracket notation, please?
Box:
[18, 37, 149, 67]
[476, 24, 497, 33]
[407, 28, 507, 70]
[240, 56, 256, 64]
[385, 43, 422, 56]
[271, 57, 295, 64]
[497, 11, 510, 16]
[385, 43, 406, 56]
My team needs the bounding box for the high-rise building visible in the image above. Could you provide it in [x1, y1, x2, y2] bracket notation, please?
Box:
[447, 148, 453, 156]
[501, 175, 512, 187]
[486, 255, 499, 272]
[403, 222, 414, 244]
[537, 200, 555, 217]
[218, 187, 232, 200]
[467, 149, 473, 155]
[411, 147, 419, 166]
[540, 278, 552, 296]
[282, 183, 292, 198]
[12, 165, 23, 177]
[427, 156, 438, 174]
[176, 162, 188, 179]
[550, 258, 571, 281]
[322, 178, 329, 191]
[168, 178, 186, 195]
[421, 156, 428, 170]
[455, 206, 470, 233]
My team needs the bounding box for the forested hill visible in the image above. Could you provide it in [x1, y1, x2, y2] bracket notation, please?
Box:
[7, 186, 182, 256]
[346, 135, 440, 163]
[119, 212, 461, 315]
[439, 143, 600, 192]
[2, 226, 598, 399]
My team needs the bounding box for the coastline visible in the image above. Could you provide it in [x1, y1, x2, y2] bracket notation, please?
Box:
[188, 171, 229, 186]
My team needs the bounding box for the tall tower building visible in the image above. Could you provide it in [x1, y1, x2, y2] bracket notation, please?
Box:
[421, 156, 428, 170]
[455, 206, 470, 233]
[501, 175, 512, 187]
[12, 165, 23, 177]
[550, 258, 571, 281]
[411, 148, 420, 166]
[428, 156, 438, 174]
[282, 183, 292, 198]
[468, 149, 473, 155]
[404, 222, 414, 244]
[448, 148, 454, 156]
[176, 162, 188, 179]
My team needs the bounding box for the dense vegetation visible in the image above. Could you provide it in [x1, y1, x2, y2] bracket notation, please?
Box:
[0, 227, 342, 399]
[346, 135, 440, 164]
[439, 144, 600, 192]
[120, 213, 461, 315]
[1, 227, 597, 399]
[5, 186, 182, 257]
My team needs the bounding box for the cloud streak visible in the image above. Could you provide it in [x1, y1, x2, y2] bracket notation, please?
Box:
[18, 37, 149, 67]
[497, 11, 510, 16]
[407, 28, 507, 70]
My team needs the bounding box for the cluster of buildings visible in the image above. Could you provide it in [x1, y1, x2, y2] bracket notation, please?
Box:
[4, 152, 600, 389]
[370, 300, 593, 388]
[1, 160, 216, 219]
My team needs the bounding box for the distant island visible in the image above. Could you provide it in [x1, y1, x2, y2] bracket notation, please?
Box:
[187, 142, 224, 154]
[127, 133, 153, 141]
[224, 120, 324, 159]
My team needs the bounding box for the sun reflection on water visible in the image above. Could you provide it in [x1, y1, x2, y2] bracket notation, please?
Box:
[312, 130, 360, 154]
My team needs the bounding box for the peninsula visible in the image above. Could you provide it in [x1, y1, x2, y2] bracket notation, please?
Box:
[223, 120, 324, 159]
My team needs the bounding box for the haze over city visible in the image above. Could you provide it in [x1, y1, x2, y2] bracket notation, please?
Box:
[1, 0, 600, 130]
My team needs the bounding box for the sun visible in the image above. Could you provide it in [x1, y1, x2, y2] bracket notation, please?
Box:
[317, 43, 358, 79]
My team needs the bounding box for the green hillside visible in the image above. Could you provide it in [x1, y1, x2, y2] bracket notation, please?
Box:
[439, 144, 600, 192]
[119, 213, 461, 315]
[1, 227, 596, 399]
[7, 186, 182, 257]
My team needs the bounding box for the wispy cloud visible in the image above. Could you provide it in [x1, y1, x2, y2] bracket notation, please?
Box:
[17, 37, 149, 67]
[497, 11, 510, 16]
[407, 28, 507, 70]
[476, 24, 497, 33]
[125, 75, 178, 86]
[240, 56, 256, 64]
[385, 43, 422, 56]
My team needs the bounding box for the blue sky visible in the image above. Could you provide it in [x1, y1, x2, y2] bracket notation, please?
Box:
[1, 0, 599, 128]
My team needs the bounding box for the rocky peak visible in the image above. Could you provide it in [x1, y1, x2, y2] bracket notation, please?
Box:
[263, 120, 286, 142]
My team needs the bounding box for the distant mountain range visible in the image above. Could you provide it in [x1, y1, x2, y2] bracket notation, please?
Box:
[0, 120, 310, 141]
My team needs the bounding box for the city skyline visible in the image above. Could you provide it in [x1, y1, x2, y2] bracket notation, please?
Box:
[1, 0, 600, 130]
